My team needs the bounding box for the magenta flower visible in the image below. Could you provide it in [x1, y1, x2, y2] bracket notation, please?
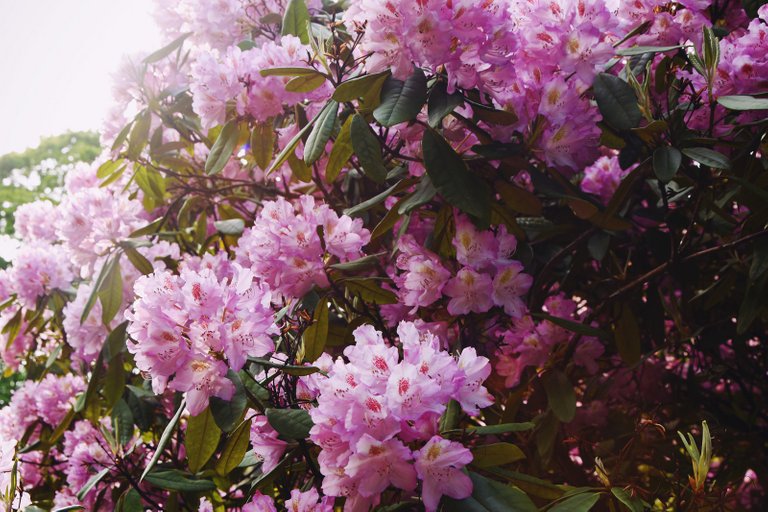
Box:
[414, 436, 474, 511]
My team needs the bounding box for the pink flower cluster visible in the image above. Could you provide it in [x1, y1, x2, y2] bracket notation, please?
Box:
[307, 321, 491, 511]
[495, 294, 604, 387]
[190, 35, 331, 129]
[580, 155, 635, 204]
[3, 242, 74, 309]
[394, 216, 532, 317]
[60, 420, 116, 509]
[125, 252, 278, 415]
[236, 196, 370, 299]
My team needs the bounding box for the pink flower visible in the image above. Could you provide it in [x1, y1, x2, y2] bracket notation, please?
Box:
[443, 268, 494, 315]
[243, 491, 277, 512]
[453, 215, 497, 270]
[414, 436, 474, 512]
[346, 435, 417, 497]
[250, 415, 288, 473]
[491, 262, 533, 318]
[284, 488, 334, 512]
[170, 357, 234, 416]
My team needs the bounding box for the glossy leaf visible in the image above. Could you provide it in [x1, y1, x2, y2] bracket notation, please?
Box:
[682, 147, 731, 169]
[549, 492, 602, 512]
[350, 113, 387, 183]
[332, 71, 390, 102]
[653, 146, 682, 183]
[302, 298, 329, 362]
[281, 0, 310, 44]
[205, 120, 240, 175]
[251, 122, 275, 171]
[186, 407, 221, 473]
[266, 408, 313, 439]
[542, 370, 576, 422]
[593, 73, 642, 131]
[471, 443, 526, 467]
[304, 100, 338, 164]
[373, 67, 428, 127]
[215, 418, 252, 475]
[145, 470, 217, 492]
[717, 94, 768, 110]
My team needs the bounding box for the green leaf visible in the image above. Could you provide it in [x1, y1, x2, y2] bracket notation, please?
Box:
[343, 278, 398, 304]
[593, 73, 642, 131]
[251, 121, 275, 171]
[103, 355, 126, 412]
[285, 72, 327, 93]
[112, 398, 134, 447]
[615, 45, 682, 56]
[215, 418, 252, 475]
[530, 312, 608, 338]
[288, 151, 313, 182]
[613, 304, 642, 365]
[374, 68, 427, 127]
[717, 94, 768, 110]
[653, 146, 682, 183]
[542, 370, 576, 423]
[281, 0, 310, 44]
[329, 252, 385, 272]
[186, 407, 221, 473]
[210, 371, 247, 432]
[76, 467, 110, 501]
[325, 114, 354, 182]
[214, 219, 245, 236]
[121, 244, 154, 276]
[118, 488, 142, 512]
[465, 422, 536, 435]
[397, 176, 436, 214]
[343, 179, 414, 217]
[682, 147, 731, 169]
[304, 100, 338, 165]
[445, 472, 537, 512]
[266, 408, 313, 439]
[144, 470, 216, 492]
[422, 128, 491, 221]
[350, 113, 387, 183]
[267, 117, 316, 175]
[248, 357, 320, 376]
[205, 120, 241, 175]
[99, 259, 123, 325]
[302, 298, 328, 362]
[128, 110, 152, 160]
[141, 399, 186, 482]
[611, 488, 644, 512]
[332, 71, 390, 102]
[143, 33, 192, 64]
[738, 273, 767, 333]
[549, 492, 601, 512]
[428, 81, 464, 128]
[471, 443, 526, 468]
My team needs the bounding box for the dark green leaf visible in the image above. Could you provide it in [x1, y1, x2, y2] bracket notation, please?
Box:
[350, 113, 387, 183]
[718, 95, 768, 110]
[542, 370, 576, 422]
[144, 470, 216, 492]
[530, 312, 608, 338]
[77, 467, 110, 501]
[281, 0, 310, 44]
[445, 472, 537, 512]
[611, 487, 644, 512]
[343, 179, 414, 217]
[428, 82, 464, 128]
[186, 407, 221, 473]
[326, 114, 353, 183]
[141, 399, 186, 482]
[682, 147, 731, 169]
[471, 443, 526, 468]
[304, 100, 338, 165]
[614, 305, 642, 365]
[285, 72, 327, 93]
[398, 176, 436, 214]
[615, 45, 682, 56]
[329, 252, 385, 272]
[118, 488, 142, 512]
[266, 408, 313, 439]
[373, 67, 428, 127]
[210, 371, 247, 432]
[465, 422, 536, 435]
[593, 73, 641, 131]
[128, 110, 152, 160]
[122, 245, 154, 276]
[653, 146, 682, 183]
[549, 492, 601, 512]
[422, 128, 491, 221]
[248, 357, 320, 376]
[267, 117, 316, 175]
[251, 122, 275, 171]
[343, 278, 398, 304]
[112, 399, 134, 447]
[205, 120, 240, 175]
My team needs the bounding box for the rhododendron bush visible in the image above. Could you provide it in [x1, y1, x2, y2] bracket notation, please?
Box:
[2, 0, 768, 510]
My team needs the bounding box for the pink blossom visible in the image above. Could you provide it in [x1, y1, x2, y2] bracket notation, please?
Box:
[443, 268, 494, 315]
[414, 436, 474, 512]
[491, 262, 533, 318]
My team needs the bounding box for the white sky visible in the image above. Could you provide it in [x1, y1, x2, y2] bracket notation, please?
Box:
[0, 0, 161, 155]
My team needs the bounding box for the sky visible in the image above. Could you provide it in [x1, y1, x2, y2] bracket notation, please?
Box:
[0, 0, 161, 155]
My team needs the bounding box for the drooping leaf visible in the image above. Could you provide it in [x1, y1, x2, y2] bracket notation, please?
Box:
[592, 73, 642, 131]
[325, 114, 354, 183]
[397, 176, 436, 214]
[77, 467, 110, 501]
[615, 45, 683, 56]
[210, 371, 247, 432]
[542, 370, 576, 422]
[302, 298, 329, 362]
[205, 120, 240, 175]
[285, 72, 327, 93]
[215, 418, 252, 475]
[682, 147, 731, 169]
[428, 81, 464, 128]
[281, 0, 310, 44]
[251, 121, 275, 171]
[350, 114, 387, 183]
[611, 487, 645, 512]
[332, 71, 390, 102]
[373, 67, 428, 127]
[267, 116, 316, 175]
[653, 146, 682, 183]
[304, 100, 338, 164]
[422, 128, 491, 221]
[343, 278, 398, 304]
[186, 407, 221, 473]
[112, 399, 134, 447]
[141, 399, 186, 482]
[98, 259, 123, 325]
[143, 32, 192, 64]
[266, 408, 313, 439]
